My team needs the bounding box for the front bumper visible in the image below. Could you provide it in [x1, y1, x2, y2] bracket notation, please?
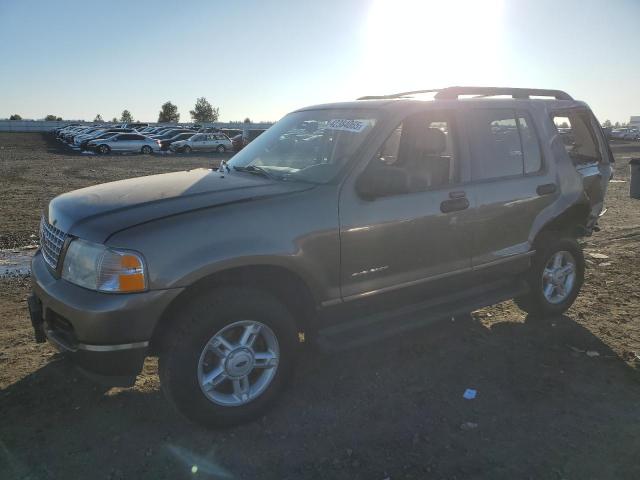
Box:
[29, 250, 184, 378]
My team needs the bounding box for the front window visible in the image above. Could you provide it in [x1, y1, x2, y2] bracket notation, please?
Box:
[228, 109, 378, 183]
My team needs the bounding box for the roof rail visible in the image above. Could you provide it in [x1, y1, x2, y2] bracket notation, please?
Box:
[357, 86, 573, 101]
[435, 86, 573, 101]
[357, 89, 440, 100]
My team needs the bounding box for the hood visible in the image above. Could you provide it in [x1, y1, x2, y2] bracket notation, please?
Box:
[48, 168, 313, 242]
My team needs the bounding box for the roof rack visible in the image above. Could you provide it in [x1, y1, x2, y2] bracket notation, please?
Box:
[357, 86, 573, 101]
[435, 86, 573, 100]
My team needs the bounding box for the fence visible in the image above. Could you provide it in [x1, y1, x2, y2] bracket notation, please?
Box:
[0, 120, 274, 133]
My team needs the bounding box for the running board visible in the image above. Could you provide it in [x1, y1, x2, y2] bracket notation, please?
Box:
[313, 280, 529, 353]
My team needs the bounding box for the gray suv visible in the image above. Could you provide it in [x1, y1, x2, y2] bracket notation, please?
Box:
[28, 87, 611, 427]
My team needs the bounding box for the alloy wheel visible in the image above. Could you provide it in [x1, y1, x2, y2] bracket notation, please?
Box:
[197, 320, 279, 407]
[542, 250, 576, 304]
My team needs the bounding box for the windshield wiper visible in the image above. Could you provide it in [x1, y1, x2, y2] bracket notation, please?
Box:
[232, 165, 275, 179]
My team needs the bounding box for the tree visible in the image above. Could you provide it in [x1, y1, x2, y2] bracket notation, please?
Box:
[158, 101, 180, 123]
[614, 121, 620, 128]
[9, 114, 22, 120]
[120, 109, 134, 123]
[602, 119, 612, 128]
[190, 97, 219, 123]
[243, 117, 251, 124]
[111, 117, 118, 123]
[44, 114, 62, 121]
[94, 114, 104, 122]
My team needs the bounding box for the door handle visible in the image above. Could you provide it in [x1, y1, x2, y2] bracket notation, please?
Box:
[440, 197, 469, 213]
[449, 190, 466, 199]
[536, 183, 557, 196]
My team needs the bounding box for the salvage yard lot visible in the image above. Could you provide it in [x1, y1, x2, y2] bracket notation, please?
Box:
[1, 133, 640, 479]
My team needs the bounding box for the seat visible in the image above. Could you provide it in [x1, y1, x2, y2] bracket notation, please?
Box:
[406, 127, 451, 190]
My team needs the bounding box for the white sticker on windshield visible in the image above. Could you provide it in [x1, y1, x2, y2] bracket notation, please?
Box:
[326, 119, 368, 133]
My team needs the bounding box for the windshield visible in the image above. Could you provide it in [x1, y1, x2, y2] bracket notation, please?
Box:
[228, 109, 378, 183]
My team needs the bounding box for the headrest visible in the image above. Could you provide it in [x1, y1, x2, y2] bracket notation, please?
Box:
[416, 127, 447, 154]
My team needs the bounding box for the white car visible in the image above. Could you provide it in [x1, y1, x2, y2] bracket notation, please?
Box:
[87, 133, 161, 154]
[170, 133, 232, 153]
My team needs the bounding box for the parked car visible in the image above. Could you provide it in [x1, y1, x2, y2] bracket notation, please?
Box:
[76, 128, 136, 150]
[231, 133, 248, 151]
[159, 132, 196, 151]
[124, 122, 148, 130]
[170, 133, 232, 153]
[28, 87, 610, 428]
[623, 129, 640, 141]
[86, 133, 161, 154]
[151, 128, 196, 140]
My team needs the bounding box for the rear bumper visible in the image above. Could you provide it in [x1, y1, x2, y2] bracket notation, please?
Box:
[29, 251, 184, 378]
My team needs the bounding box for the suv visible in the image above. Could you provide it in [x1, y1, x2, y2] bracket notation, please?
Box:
[28, 87, 611, 427]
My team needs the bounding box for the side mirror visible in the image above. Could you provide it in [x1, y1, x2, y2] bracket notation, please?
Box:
[355, 165, 410, 200]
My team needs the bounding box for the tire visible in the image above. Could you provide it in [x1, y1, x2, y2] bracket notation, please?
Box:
[141, 145, 152, 154]
[158, 287, 299, 428]
[216, 144, 226, 153]
[184, 145, 192, 153]
[98, 144, 110, 155]
[514, 233, 584, 316]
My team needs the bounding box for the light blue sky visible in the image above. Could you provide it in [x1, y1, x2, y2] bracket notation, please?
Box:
[0, 0, 638, 123]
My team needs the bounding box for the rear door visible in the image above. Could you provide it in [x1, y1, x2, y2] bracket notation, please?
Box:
[190, 134, 207, 150]
[463, 108, 555, 271]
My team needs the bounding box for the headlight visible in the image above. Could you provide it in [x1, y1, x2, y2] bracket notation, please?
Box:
[61, 238, 147, 293]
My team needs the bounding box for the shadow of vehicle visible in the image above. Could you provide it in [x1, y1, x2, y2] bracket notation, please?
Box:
[1, 311, 639, 479]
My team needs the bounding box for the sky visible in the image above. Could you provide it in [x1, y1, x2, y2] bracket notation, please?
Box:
[0, 0, 638, 123]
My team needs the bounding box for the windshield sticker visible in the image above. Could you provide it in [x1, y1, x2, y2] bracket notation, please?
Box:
[326, 119, 368, 133]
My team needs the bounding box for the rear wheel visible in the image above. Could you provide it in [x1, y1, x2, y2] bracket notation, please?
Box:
[514, 234, 584, 316]
[141, 145, 152, 154]
[158, 288, 299, 428]
[184, 145, 192, 153]
[98, 144, 110, 155]
[216, 144, 226, 153]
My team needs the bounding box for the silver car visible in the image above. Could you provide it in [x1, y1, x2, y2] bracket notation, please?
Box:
[87, 133, 161, 154]
[170, 133, 232, 153]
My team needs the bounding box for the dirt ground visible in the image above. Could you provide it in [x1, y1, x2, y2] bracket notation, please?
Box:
[1, 133, 639, 479]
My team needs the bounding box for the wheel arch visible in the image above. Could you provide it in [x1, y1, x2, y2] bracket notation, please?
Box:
[150, 264, 317, 354]
[531, 202, 591, 248]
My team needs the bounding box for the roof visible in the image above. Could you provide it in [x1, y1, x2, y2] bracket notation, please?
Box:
[295, 86, 588, 113]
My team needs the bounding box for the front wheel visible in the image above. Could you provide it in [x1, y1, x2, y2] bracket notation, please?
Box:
[141, 145, 152, 154]
[159, 288, 299, 428]
[98, 144, 110, 155]
[514, 234, 584, 316]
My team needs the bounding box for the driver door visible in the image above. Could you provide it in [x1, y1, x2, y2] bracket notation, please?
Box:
[338, 110, 474, 300]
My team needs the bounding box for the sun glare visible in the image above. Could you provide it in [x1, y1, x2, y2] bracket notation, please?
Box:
[359, 0, 506, 94]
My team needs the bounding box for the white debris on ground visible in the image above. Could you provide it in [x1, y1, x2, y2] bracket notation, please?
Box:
[0, 247, 37, 277]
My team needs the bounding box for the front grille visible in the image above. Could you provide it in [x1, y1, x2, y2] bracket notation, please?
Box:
[40, 216, 67, 270]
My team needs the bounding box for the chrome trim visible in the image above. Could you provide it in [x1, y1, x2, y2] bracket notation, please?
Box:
[338, 251, 535, 304]
[78, 341, 149, 352]
[45, 328, 149, 353]
[342, 265, 472, 303]
[471, 251, 535, 271]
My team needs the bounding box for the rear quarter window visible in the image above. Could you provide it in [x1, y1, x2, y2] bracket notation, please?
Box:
[552, 111, 602, 165]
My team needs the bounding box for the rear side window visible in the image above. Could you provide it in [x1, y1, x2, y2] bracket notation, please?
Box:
[467, 109, 542, 181]
[552, 111, 602, 165]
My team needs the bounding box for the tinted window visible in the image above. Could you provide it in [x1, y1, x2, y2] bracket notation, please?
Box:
[517, 113, 542, 174]
[468, 109, 523, 180]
